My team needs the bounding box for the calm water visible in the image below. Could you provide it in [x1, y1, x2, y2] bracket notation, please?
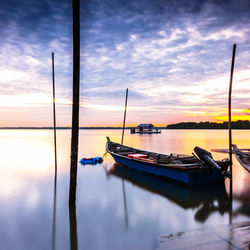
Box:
[0, 129, 249, 250]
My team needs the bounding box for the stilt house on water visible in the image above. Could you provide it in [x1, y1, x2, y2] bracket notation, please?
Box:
[130, 124, 161, 134]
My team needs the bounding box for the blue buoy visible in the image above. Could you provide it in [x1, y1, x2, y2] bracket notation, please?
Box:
[79, 157, 103, 165]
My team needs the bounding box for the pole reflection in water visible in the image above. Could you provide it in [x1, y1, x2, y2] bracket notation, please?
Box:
[109, 164, 231, 223]
[69, 206, 78, 250]
[229, 149, 233, 225]
[122, 180, 129, 228]
[52, 172, 57, 250]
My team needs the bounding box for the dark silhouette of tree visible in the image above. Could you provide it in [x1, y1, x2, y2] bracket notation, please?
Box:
[166, 120, 250, 129]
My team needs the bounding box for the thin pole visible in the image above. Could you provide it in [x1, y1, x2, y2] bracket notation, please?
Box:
[69, 0, 80, 207]
[52, 52, 57, 177]
[228, 44, 236, 166]
[228, 44, 236, 220]
[121, 88, 129, 228]
[121, 88, 128, 145]
[51, 52, 57, 250]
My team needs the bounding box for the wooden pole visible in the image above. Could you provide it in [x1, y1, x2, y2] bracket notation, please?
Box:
[228, 44, 236, 219]
[69, 0, 80, 207]
[52, 52, 57, 177]
[121, 88, 128, 145]
[228, 44, 236, 166]
[51, 52, 57, 250]
[121, 88, 129, 228]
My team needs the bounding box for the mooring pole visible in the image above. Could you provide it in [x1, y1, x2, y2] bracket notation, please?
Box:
[121, 88, 128, 145]
[51, 52, 58, 250]
[228, 44, 236, 216]
[121, 88, 129, 228]
[52, 52, 57, 177]
[69, 0, 80, 207]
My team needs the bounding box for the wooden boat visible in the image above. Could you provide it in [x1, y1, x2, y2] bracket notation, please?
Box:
[232, 145, 250, 173]
[212, 145, 250, 173]
[106, 137, 230, 186]
[108, 164, 230, 222]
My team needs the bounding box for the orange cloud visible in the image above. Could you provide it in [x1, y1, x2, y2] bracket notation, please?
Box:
[214, 115, 250, 122]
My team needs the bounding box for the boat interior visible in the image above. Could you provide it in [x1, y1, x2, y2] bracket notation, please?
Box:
[107, 138, 199, 165]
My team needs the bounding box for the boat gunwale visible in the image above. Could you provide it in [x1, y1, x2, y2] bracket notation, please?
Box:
[106, 141, 202, 171]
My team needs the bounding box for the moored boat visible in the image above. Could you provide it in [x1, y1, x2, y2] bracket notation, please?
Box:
[212, 145, 250, 173]
[106, 137, 230, 186]
[232, 144, 250, 173]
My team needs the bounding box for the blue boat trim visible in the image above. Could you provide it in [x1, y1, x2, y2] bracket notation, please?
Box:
[106, 137, 229, 186]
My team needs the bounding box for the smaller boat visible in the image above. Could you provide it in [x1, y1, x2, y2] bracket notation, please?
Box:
[79, 156, 103, 165]
[212, 145, 250, 173]
[106, 137, 230, 186]
[232, 144, 250, 173]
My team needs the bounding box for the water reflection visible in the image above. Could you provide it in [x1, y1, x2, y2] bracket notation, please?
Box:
[233, 176, 250, 218]
[0, 129, 248, 250]
[69, 206, 78, 250]
[52, 169, 57, 250]
[121, 180, 129, 228]
[109, 164, 230, 223]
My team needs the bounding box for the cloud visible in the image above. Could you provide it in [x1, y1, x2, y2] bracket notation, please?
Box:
[0, 0, 250, 125]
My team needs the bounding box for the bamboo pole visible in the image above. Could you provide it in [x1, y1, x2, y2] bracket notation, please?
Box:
[121, 88, 129, 228]
[69, 0, 80, 207]
[121, 88, 128, 145]
[228, 44, 236, 167]
[51, 52, 58, 250]
[52, 52, 57, 177]
[228, 44, 236, 219]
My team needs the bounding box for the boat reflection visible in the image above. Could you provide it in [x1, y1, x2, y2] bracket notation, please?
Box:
[233, 178, 250, 218]
[108, 164, 230, 223]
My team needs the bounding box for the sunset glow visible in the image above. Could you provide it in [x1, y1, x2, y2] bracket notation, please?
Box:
[0, 0, 249, 126]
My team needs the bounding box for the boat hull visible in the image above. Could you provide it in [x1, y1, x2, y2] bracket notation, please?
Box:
[233, 151, 250, 173]
[110, 153, 225, 186]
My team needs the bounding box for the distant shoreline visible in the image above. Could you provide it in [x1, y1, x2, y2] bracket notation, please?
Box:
[166, 121, 250, 129]
[0, 127, 249, 130]
[0, 120, 249, 130]
[0, 127, 135, 130]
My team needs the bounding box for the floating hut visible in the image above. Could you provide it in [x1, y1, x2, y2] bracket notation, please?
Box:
[130, 124, 161, 134]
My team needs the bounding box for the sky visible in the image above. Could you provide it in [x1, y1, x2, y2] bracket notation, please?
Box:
[0, 0, 249, 127]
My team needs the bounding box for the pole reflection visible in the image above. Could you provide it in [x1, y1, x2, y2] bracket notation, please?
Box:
[52, 171, 57, 250]
[229, 149, 233, 225]
[69, 206, 78, 250]
[122, 180, 129, 228]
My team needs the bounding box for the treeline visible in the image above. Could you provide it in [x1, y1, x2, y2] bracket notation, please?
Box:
[166, 120, 250, 129]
